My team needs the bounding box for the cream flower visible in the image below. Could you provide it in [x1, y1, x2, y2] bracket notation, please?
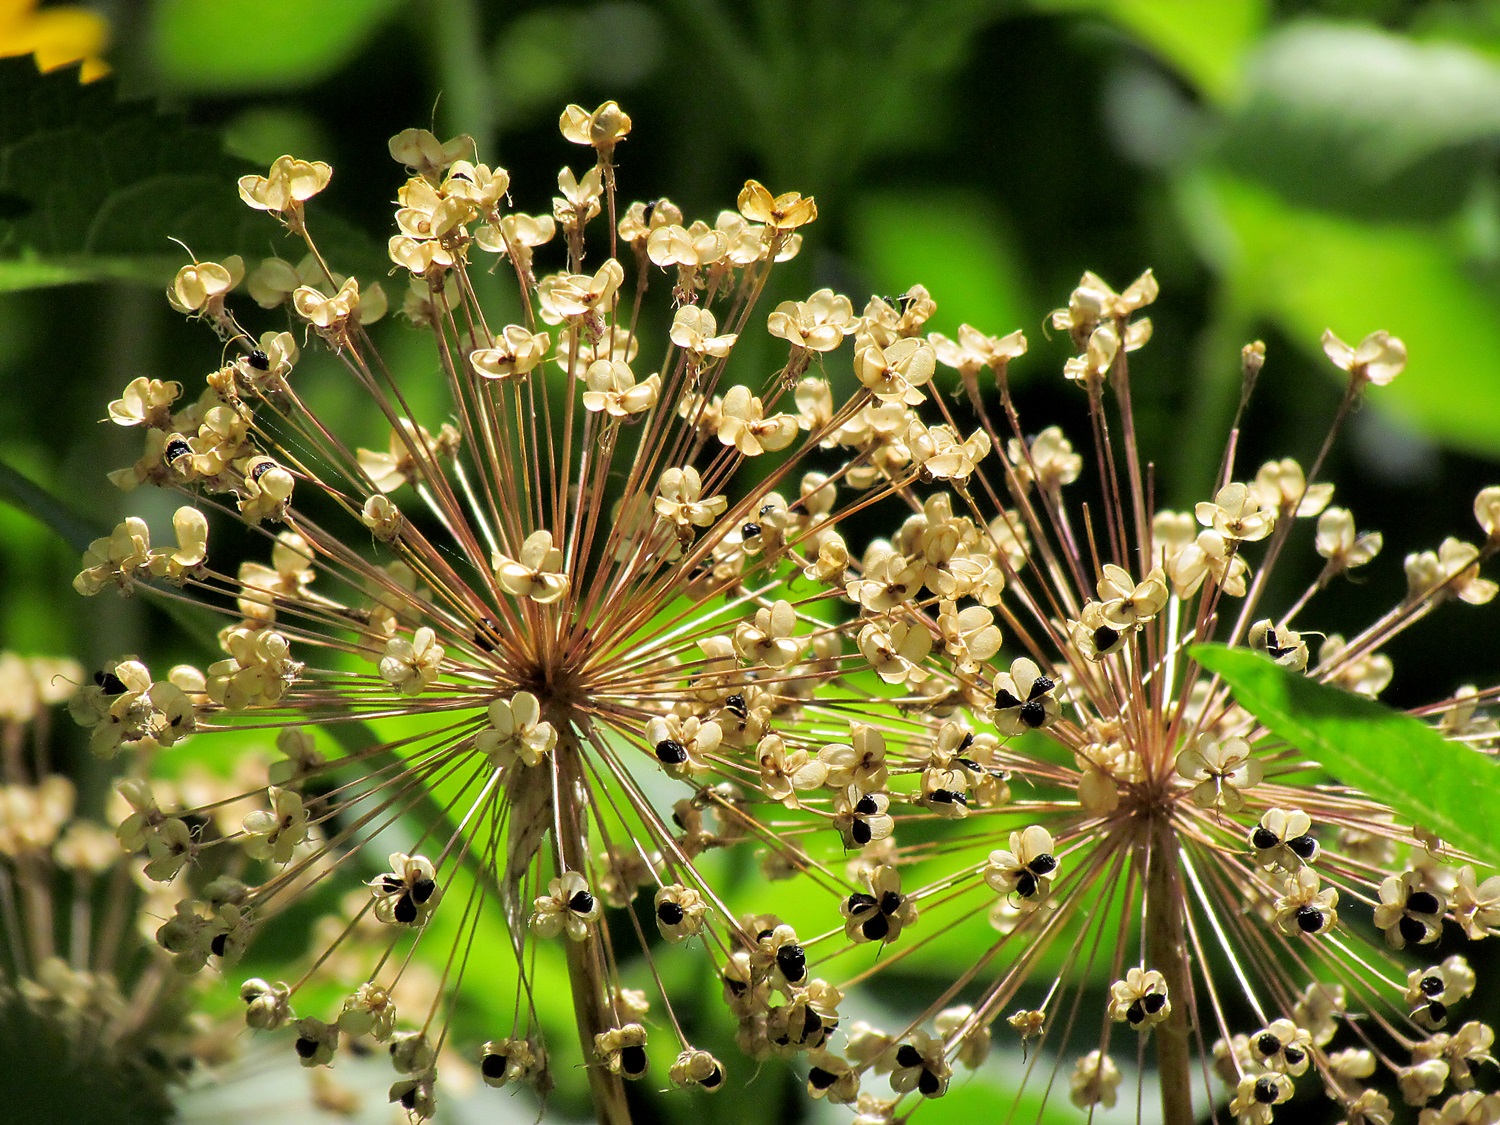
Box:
[767, 289, 855, 352]
[470, 326, 551, 380]
[1175, 734, 1262, 811]
[378, 627, 444, 695]
[716, 385, 798, 456]
[736, 180, 817, 230]
[240, 786, 308, 865]
[669, 305, 737, 359]
[991, 657, 1061, 734]
[530, 871, 598, 941]
[1196, 482, 1275, 543]
[581, 359, 660, 417]
[733, 600, 803, 669]
[1108, 967, 1171, 1030]
[238, 155, 333, 214]
[984, 825, 1058, 907]
[475, 691, 556, 769]
[493, 530, 570, 603]
[1322, 328, 1407, 385]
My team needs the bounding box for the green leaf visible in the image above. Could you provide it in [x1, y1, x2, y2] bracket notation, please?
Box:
[0, 459, 97, 552]
[152, 0, 402, 92]
[1031, 0, 1267, 101]
[1217, 22, 1500, 220]
[1178, 170, 1500, 458]
[0, 57, 258, 282]
[1192, 644, 1500, 867]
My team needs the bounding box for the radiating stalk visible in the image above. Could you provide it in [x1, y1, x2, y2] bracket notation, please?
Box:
[1146, 822, 1194, 1125]
[551, 725, 633, 1125]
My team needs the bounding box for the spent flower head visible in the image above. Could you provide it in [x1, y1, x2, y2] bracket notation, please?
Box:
[70, 102, 1500, 1125]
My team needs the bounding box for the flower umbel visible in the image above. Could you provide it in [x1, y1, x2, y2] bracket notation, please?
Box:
[72, 101, 1500, 1125]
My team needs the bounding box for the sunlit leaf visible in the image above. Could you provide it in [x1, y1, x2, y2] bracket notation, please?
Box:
[1193, 643, 1500, 866]
[0, 57, 258, 283]
[153, 0, 402, 92]
[1032, 0, 1267, 101]
[1178, 170, 1500, 458]
[1217, 22, 1500, 220]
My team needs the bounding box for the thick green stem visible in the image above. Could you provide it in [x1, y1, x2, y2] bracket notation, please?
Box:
[551, 726, 633, 1125]
[1146, 823, 1195, 1125]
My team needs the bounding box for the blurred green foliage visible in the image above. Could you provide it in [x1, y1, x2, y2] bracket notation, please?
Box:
[5, 1, 1500, 1121]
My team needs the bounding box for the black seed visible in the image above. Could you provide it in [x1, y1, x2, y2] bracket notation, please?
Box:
[395, 895, 418, 924]
[95, 670, 126, 695]
[473, 618, 499, 652]
[1016, 871, 1038, 898]
[657, 901, 685, 926]
[1027, 675, 1054, 700]
[1092, 625, 1120, 652]
[1283, 1045, 1305, 1066]
[851, 819, 872, 845]
[400, 1087, 418, 1109]
[846, 892, 877, 913]
[725, 977, 746, 996]
[410, 878, 436, 904]
[958, 731, 975, 751]
[620, 1045, 648, 1076]
[1019, 699, 1047, 728]
[1296, 906, 1324, 933]
[641, 200, 658, 224]
[1407, 890, 1441, 915]
[702, 1066, 722, 1089]
[809, 1066, 837, 1090]
[918, 1069, 940, 1096]
[568, 890, 594, 914]
[295, 1037, 319, 1059]
[165, 438, 192, 464]
[1425, 1000, 1448, 1024]
[655, 739, 688, 764]
[1421, 975, 1445, 996]
[1256, 1032, 1280, 1056]
[481, 1052, 508, 1079]
[957, 757, 982, 772]
[861, 914, 890, 942]
[855, 794, 879, 815]
[1028, 853, 1057, 876]
[210, 932, 228, 957]
[802, 1005, 823, 1039]
[1399, 916, 1428, 944]
[1267, 640, 1296, 659]
[930, 788, 957, 804]
[1254, 1077, 1279, 1104]
[741, 522, 761, 539]
[895, 1045, 923, 1069]
[381, 874, 403, 893]
[247, 349, 270, 370]
[757, 927, 775, 941]
[1288, 835, 1318, 859]
[725, 694, 747, 717]
[1125, 999, 1144, 1025]
[1143, 992, 1166, 1014]
[879, 891, 903, 915]
[776, 943, 806, 982]
[994, 688, 1021, 709]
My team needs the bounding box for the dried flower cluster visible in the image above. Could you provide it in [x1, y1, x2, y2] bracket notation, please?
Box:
[0, 652, 224, 1119]
[73, 101, 1500, 1125]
